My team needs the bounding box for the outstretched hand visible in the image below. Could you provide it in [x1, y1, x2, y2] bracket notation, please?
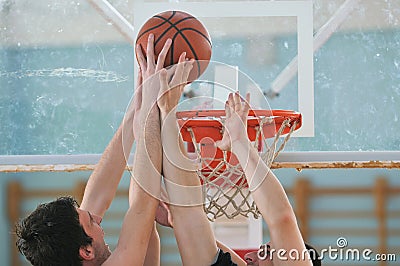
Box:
[157, 54, 193, 115]
[136, 34, 172, 111]
[216, 92, 251, 151]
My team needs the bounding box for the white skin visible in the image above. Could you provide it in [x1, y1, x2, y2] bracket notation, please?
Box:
[78, 33, 172, 265]
[215, 92, 312, 266]
[157, 57, 219, 266]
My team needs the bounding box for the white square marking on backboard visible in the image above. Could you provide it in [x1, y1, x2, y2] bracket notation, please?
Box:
[134, 1, 314, 137]
[214, 65, 238, 104]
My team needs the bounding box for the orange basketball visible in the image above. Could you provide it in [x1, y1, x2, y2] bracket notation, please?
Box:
[135, 10, 212, 82]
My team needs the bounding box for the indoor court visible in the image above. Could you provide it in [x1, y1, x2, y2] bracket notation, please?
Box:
[0, 0, 399, 265]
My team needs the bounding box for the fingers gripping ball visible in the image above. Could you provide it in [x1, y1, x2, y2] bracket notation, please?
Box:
[135, 10, 212, 82]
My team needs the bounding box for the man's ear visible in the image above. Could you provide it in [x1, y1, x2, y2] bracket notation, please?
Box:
[79, 245, 95, 261]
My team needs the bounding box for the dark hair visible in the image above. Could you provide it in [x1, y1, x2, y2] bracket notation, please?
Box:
[15, 196, 92, 266]
[305, 243, 322, 266]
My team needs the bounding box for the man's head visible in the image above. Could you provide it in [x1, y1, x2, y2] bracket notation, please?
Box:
[16, 196, 111, 266]
[244, 242, 321, 266]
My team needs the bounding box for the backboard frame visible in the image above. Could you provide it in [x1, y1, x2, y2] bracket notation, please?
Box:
[133, 0, 315, 137]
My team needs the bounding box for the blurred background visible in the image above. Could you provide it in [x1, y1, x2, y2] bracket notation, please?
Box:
[0, 0, 399, 265]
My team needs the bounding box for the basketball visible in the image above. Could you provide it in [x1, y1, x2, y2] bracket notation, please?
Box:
[135, 10, 212, 82]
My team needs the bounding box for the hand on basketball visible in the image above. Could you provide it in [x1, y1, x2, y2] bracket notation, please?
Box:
[216, 92, 251, 151]
[136, 34, 172, 110]
[157, 53, 193, 115]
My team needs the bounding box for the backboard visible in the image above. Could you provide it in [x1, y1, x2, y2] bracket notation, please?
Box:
[132, 0, 400, 168]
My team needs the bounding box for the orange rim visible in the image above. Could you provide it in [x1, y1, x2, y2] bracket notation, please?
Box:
[177, 109, 302, 188]
[177, 109, 302, 143]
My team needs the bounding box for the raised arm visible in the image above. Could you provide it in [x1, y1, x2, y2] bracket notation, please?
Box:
[127, 90, 161, 266]
[216, 93, 312, 266]
[129, 158, 160, 266]
[103, 34, 170, 265]
[156, 58, 223, 266]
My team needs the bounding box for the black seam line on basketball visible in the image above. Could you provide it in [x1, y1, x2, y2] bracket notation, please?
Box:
[178, 27, 212, 46]
[170, 28, 209, 75]
[153, 16, 196, 65]
[136, 11, 176, 41]
[153, 16, 196, 48]
[171, 30, 201, 76]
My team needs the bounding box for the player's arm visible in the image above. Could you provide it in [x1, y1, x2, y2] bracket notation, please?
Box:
[104, 104, 161, 266]
[103, 34, 170, 265]
[216, 93, 312, 266]
[157, 58, 220, 266]
[129, 176, 161, 266]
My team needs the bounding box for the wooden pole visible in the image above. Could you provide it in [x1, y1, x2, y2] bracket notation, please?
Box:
[7, 181, 22, 266]
[374, 177, 388, 266]
[74, 181, 87, 205]
[294, 178, 310, 241]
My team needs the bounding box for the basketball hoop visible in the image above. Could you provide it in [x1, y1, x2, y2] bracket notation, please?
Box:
[177, 109, 302, 220]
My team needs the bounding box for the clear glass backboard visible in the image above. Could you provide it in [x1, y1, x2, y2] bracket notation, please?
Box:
[0, 0, 399, 168]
